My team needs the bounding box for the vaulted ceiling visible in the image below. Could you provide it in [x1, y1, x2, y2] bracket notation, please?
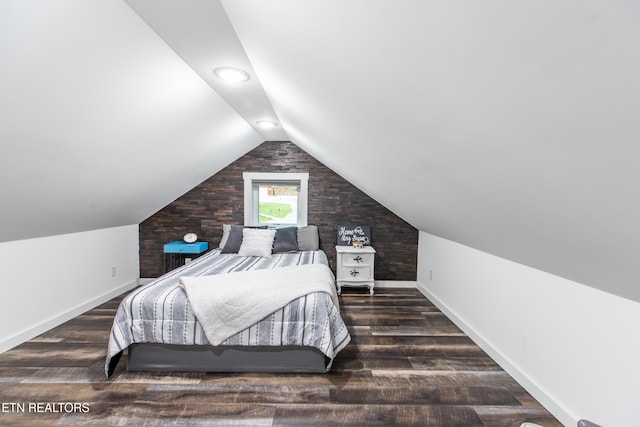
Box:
[1, 0, 639, 302]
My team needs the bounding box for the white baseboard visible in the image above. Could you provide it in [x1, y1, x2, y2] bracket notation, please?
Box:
[0, 280, 138, 354]
[375, 280, 417, 288]
[416, 281, 572, 425]
[140, 278, 418, 289]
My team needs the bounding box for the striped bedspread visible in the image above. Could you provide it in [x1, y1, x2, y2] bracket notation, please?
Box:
[105, 249, 350, 377]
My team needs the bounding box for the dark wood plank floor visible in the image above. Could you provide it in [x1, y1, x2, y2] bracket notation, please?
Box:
[0, 288, 561, 426]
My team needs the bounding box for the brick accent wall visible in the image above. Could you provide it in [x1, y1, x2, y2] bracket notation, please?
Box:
[139, 141, 418, 280]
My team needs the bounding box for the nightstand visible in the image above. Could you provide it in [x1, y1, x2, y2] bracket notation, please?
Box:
[163, 241, 208, 272]
[335, 245, 376, 295]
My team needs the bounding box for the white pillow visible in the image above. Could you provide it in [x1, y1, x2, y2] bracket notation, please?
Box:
[238, 228, 276, 257]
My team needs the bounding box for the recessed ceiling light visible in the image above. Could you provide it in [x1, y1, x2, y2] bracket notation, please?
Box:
[213, 67, 250, 82]
[256, 120, 278, 128]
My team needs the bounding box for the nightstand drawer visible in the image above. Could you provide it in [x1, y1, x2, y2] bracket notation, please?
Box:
[164, 241, 209, 254]
[337, 265, 372, 280]
[340, 253, 373, 267]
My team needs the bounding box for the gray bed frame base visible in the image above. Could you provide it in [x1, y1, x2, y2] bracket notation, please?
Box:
[126, 343, 329, 373]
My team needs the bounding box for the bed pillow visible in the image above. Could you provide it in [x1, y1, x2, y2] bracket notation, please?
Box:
[220, 225, 245, 253]
[297, 225, 319, 251]
[238, 228, 277, 257]
[272, 227, 299, 253]
[218, 224, 234, 249]
[220, 225, 269, 253]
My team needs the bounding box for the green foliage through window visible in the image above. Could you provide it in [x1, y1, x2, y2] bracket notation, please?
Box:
[259, 202, 293, 222]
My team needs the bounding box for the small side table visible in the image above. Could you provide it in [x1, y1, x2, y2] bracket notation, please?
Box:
[335, 245, 376, 295]
[163, 241, 208, 272]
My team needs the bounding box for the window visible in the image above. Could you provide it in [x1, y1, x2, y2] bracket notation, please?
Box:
[243, 172, 308, 227]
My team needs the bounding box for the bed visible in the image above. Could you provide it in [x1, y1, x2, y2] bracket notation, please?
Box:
[105, 226, 351, 377]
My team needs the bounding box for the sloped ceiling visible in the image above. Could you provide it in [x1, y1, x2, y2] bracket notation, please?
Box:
[0, 0, 263, 242]
[2, 1, 639, 302]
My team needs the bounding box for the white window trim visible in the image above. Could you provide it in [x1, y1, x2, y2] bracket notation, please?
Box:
[243, 172, 309, 227]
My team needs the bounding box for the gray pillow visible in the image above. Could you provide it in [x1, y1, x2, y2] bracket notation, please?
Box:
[273, 227, 299, 253]
[218, 224, 235, 249]
[297, 225, 319, 251]
[220, 225, 245, 253]
[221, 225, 269, 253]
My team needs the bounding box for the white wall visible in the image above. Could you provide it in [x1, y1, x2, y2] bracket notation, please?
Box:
[417, 231, 640, 427]
[0, 225, 139, 353]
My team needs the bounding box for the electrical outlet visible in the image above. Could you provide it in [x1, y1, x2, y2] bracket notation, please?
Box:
[429, 270, 433, 280]
[111, 266, 117, 278]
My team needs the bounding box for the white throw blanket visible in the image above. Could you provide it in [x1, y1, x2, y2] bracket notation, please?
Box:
[179, 264, 339, 346]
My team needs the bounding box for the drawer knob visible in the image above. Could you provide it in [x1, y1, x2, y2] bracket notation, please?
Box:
[350, 269, 360, 277]
[353, 256, 363, 263]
